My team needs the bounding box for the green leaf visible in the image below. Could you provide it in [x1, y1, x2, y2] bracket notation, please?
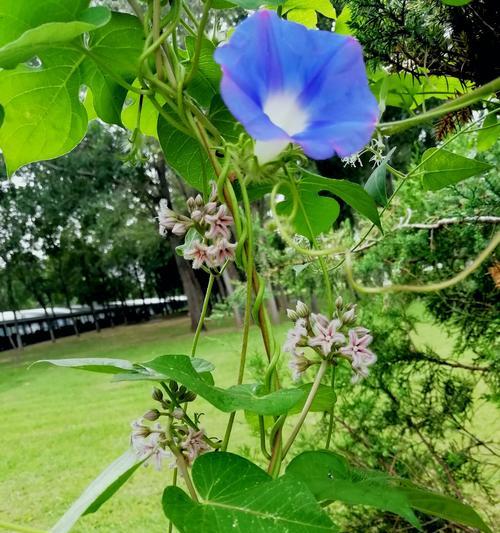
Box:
[441, 0, 472, 5]
[0, 0, 90, 48]
[0, 7, 111, 69]
[286, 9, 318, 28]
[115, 354, 305, 416]
[399, 484, 492, 532]
[278, 171, 381, 238]
[122, 89, 164, 139]
[225, 0, 284, 8]
[36, 357, 137, 374]
[175, 228, 200, 258]
[163, 452, 338, 533]
[284, 0, 336, 18]
[52, 449, 145, 533]
[286, 451, 421, 529]
[417, 148, 492, 191]
[477, 113, 500, 152]
[289, 383, 336, 414]
[209, 95, 244, 143]
[185, 36, 221, 108]
[0, 12, 144, 174]
[364, 147, 396, 206]
[82, 13, 144, 125]
[157, 106, 215, 196]
[334, 5, 351, 34]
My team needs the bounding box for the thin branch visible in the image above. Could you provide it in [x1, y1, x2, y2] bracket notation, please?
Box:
[398, 216, 500, 230]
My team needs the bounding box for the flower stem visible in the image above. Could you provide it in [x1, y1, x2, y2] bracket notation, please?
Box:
[282, 359, 329, 458]
[325, 364, 336, 449]
[190, 273, 215, 357]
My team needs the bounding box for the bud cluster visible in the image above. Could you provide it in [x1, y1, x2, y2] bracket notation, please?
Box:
[284, 297, 376, 383]
[158, 181, 237, 271]
[130, 384, 210, 470]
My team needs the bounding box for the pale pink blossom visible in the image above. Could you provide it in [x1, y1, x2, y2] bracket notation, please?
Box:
[158, 200, 178, 236]
[131, 422, 171, 471]
[283, 318, 307, 356]
[180, 428, 211, 465]
[340, 329, 376, 383]
[308, 314, 345, 356]
[205, 205, 233, 240]
[289, 353, 312, 381]
[208, 238, 236, 266]
[184, 241, 211, 269]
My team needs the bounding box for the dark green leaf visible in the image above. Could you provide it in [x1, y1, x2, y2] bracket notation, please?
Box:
[417, 148, 493, 191]
[277, 170, 381, 238]
[286, 450, 421, 529]
[441, 0, 472, 5]
[399, 485, 492, 533]
[116, 354, 305, 416]
[210, 95, 244, 143]
[477, 113, 500, 152]
[185, 36, 221, 108]
[157, 106, 215, 196]
[364, 147, 396, 207]
[52, 450, 145, 533]
[163, 452, 337, 533]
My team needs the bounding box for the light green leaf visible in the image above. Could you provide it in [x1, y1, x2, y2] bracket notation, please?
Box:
[210, 95, 244, 143]
[0, 0, 90, 48]
[417, 148, 493, 191]
[51, 450, 145, 533]
[185, 36, 221, 108]
[225, 0, 284, 7]
[334, 5, 351, 34]
[286, 451, 421, 529]
[0, 7, 110, 69]
[284, 0, 336, 18]
[175, 228, 200, 258]
[364, 147, 396, 206]
[157, 106, 215, 196]
[122, 89, 164, 139]
[287, 9, 318, 27]
[36, 357, 137, 374]
[83, 13, 144, 125]
[477, 113, 500, 152]
[115, 354, 306, 416]
[399, 484, 492, 532]
[163, 452, 338, 533]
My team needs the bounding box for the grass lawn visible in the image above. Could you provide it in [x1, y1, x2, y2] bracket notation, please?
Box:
[0, 313, 497, 532]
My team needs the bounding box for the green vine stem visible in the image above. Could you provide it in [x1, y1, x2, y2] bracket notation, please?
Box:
[191, 274, 215, 357]
[377, 77, 500, 135]
[184, 0, 213, 86]
[282, 359, 329, 459]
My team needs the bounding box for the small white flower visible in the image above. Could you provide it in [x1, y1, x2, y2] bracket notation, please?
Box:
[207, 238, 237, 266]
[308, 314, 345, 357]
[180, 428, 211, 466]
[205, 205, 234, 240]
[283, 318, 308, 355]
[184, 241, 211, 269]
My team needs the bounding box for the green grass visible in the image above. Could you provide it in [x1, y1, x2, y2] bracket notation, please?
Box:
[0, 313, 497, 532]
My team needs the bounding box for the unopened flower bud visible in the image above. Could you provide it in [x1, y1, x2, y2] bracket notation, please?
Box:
[295, 301, 310, 318]
[144, 409, 161, 421]
[172, 407, 184, 420]
[204, 201, 217, 215]
[180, 390, 197, 403]
[287, 309, 299, 321]
[187, 197, 196, 211]
[194, 194, 204, 207]
[172, 221, 189, 236]
[342, 308, 356, 324]
[209, 181, 218, 202]
[152, 388, 163, 402]
[335, 296, 343, 309]
[190, 209, 203, 223]
[169, 380, 178, 392]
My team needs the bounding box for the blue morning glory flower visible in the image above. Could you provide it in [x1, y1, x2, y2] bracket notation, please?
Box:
[213, 10, 379, 164]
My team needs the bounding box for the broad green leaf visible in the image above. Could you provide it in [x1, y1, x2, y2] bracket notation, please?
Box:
[334, 5, 351, 34]
[157, 106, 215, 196]
[36, 357, 137, 374]
[185, 36, 221, 108]
[0, 7, 111, 69]
[289, 383, 336, 414]
[163, 452, 337, 533]
[115, 354, 306, 416]
[0, 12, 144, 174]
[364, 147, 396, 206]
[284, 0, 336, 18]
[210, 95, 244, 143]
[399, 484, 492, 532]
[286, 450, 421, 529]
[52, 449, 145, 533]
[417, 148, 492, 191]
[122, 90, 164, 139]
[278, 171, 381, 238]
[0, 47, 88, 175]
[225, 0, 284, 7]
[477, 113, 500, 152]
[287, 8, 318, 27]
[82, 13, 144, 125]
[0, 0, 90, 47]
[212, 0, 236, 8]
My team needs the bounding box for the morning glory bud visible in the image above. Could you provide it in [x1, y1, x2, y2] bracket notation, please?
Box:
[214, 10, 378, 164]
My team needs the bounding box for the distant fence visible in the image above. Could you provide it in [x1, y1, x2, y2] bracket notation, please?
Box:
[0, 297, 188, 352]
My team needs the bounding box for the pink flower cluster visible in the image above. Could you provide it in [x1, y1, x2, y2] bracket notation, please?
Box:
[158, 183, 236, 270]
[284, 298, 376, 384]
[130, 418, 211, 470]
